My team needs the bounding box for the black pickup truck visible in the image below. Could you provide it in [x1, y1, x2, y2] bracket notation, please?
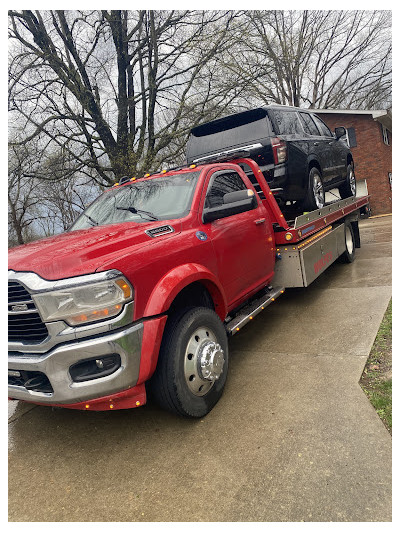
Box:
[186, 105, 356, 212]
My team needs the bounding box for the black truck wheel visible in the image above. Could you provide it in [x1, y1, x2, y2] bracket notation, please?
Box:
[338, 221, 356, 263]
[339, 163, 357, 199]
[150, 307, 229, 418]
[304, 167, 325, 211]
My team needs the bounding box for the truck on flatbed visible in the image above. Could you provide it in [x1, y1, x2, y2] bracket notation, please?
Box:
[8, 156, 369, 417]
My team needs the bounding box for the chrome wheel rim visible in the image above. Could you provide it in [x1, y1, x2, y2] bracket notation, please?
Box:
[312, 173, 325, 209]
[349, 169, 356, 196]
[184, 327, 225, 397]
[345, 226, 354, 255]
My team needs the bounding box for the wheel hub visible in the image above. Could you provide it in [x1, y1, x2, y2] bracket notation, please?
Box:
[198, 341, 225, 381]
[184, 327, 225, 396]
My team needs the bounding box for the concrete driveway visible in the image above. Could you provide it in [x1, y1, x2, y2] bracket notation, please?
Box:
[8, 215, 392, 522]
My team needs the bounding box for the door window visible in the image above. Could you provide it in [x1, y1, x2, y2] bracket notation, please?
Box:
[299, 113, 320, 136]
[312, 115, 333, 137]
[205, 170, 249, 208]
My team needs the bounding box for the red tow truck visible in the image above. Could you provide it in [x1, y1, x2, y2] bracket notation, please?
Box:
[8, 157, 369, 417]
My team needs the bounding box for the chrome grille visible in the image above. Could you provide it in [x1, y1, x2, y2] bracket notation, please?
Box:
[8, 282, 49, 343]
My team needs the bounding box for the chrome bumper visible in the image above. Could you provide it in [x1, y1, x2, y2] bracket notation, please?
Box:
[8, 322, 143, 405]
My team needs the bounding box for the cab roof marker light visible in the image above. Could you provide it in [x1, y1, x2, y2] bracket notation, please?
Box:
[189, 164, 196, 168]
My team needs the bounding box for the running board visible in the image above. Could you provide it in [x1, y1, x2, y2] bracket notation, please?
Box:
[225, 286, 285, 336]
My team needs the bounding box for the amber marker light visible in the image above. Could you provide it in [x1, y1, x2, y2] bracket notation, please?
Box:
[285, 232, 293, 241]
[130, 177, 136, 181]
[136, 401, 141, 406]
[85, 404, 90, 409]
[109, 404, 114, 409]
[144, 173, 150, 177]
[161, 169, 167, 174]
[189, 164, 196, 169]
[115, 279, 132, 299]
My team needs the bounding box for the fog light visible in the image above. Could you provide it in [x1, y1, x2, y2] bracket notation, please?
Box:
[69, 354, 121, 382]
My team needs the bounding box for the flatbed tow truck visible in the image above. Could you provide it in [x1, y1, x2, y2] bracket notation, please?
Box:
[8, 157, 369, 417]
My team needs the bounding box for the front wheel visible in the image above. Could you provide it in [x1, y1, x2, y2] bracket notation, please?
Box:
[149, 307, 229, 418]
[303, 167, 325, 211]
[339, 163, 357, 199]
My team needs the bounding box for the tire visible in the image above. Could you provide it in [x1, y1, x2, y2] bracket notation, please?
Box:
[149, 307, 229, 418]
[339, 163, 357, 199]
[303, 167, 325, 211]
[338, 221, 356, 263]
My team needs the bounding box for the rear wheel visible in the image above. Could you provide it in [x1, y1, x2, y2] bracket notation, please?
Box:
[303, 167, 325, 211]
[149, 307, 229, 418]
[338, 221, 356, 263]
[339, 163, 357, 199]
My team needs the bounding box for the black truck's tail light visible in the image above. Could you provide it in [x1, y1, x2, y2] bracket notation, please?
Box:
[69, 354, 121, 382]
[271, 137, 287, 164]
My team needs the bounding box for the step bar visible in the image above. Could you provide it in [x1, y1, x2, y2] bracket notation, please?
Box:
[225, 286, 285, 336]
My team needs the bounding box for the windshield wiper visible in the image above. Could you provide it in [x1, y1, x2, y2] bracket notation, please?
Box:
[82, 213, 98, 226]
[116, 206, 159, 221]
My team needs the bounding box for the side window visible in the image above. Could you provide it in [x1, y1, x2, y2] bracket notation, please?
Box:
[312, 115, 333, 137]
[205, 171, 248, 208]
[299, 113, 320, 136]
[272, 110, 303, 135]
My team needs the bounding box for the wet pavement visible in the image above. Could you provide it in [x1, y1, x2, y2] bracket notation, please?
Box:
[8, 215, 392, 522]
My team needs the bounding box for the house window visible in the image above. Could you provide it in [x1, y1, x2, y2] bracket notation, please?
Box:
[382, 125, 390, 145]
[346, 127, 357, 148]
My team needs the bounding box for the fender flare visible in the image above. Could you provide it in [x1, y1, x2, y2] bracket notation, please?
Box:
[143, 263, 228, 320]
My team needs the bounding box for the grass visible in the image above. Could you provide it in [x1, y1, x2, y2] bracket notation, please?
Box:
[359, 299, 392, 434]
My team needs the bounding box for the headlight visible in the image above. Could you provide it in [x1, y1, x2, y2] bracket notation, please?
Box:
[32, 274, 133, 326]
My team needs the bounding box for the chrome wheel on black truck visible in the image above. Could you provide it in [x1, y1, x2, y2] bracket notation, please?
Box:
[150, 307, 229, 418]
[339, 163, 357, 199]
[304, 167, 325, 211]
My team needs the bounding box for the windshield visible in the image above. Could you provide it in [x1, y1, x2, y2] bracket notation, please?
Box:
[70, 171, 200, 230]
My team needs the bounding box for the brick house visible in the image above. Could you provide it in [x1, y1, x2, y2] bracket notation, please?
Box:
[312, 109, 392, 215]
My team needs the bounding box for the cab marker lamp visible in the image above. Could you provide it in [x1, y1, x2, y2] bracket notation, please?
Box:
[32, 273, 133, 326]
[144, 173, 150, 177]
[189, 164, 196, 169]
[130, 177, 136, 181]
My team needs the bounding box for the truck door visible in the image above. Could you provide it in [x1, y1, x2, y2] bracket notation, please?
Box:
[201, 168, 275, 307]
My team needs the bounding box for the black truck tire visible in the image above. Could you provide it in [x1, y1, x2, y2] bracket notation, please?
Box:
[149, 307, 229, 418]
[303, 167, 325, 211]
[338, 221, 356, 263]
[339, 163, 357, 199]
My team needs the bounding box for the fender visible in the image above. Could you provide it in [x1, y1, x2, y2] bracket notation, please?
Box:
[143, 263, 228, 320]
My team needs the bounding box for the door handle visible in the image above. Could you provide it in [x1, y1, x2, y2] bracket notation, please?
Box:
[254, 218, 266, 225]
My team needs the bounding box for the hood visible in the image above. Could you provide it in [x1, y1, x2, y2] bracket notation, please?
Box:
[8, 221, 180, 280]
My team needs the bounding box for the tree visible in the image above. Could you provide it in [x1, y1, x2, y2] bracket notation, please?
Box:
[231, 10, 392, 109]
[9, 10, 246, 184]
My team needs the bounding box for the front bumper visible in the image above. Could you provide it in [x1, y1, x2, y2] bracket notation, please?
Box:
[8, 321, 143, 405]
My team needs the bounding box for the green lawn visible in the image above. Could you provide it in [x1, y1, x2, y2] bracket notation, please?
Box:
[359, 300, 392, 434]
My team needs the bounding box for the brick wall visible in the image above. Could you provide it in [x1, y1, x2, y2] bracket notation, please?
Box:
[318, 113, 392, 215]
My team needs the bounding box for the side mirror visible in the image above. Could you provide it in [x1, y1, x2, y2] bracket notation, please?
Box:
[335, 127, 346, 139]
[203, 189, 256, 223]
